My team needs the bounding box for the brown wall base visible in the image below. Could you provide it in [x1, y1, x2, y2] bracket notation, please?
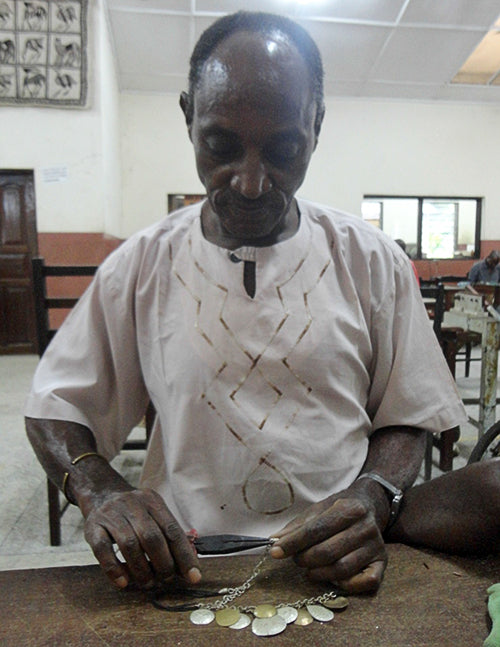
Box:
[38, 232, 123, 265]
[37, 232, 500, 306]
[412, 241, 500, 281]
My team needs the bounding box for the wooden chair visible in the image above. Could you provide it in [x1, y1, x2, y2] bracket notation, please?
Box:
[31, 257, 153, 545]
[431, 276, 481, 377]
[420, 284, 460, 479]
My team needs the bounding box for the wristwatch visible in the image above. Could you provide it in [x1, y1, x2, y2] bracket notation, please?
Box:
[356, 472, 403, 529]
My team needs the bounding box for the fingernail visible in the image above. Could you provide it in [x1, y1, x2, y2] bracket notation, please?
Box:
[188, 567, 202, 584]
[270, 546, 285, 559]
[113, 576, 128, 589]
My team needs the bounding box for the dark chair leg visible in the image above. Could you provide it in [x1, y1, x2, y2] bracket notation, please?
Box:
[437, 426, 460, 472]
[47, 479, 61, 546]
[424, 432, 434, 480]
[465, 341, 472, 377]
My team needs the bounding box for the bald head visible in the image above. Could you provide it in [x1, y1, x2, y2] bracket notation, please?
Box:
[183, 11, 324, 127]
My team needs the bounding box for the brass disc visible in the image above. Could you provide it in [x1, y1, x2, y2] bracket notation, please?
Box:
[254, 603, 277, 618]
[323, 596, 349, 610]
[215, 608, 241, 627]
[294, 607, 314, 626]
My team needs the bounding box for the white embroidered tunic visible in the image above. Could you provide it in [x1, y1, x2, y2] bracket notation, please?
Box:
[25, 199, 467, 536]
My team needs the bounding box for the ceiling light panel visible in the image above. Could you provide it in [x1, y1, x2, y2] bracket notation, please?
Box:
[194, 0, 406, 21]
[110, 12, 191, 76]
[401, 0, 500, 28]
[107, 0, 191, 11]
[452, 25, 500, 84]
[300, 20, 391, 79]
[369, 27, 484, 83]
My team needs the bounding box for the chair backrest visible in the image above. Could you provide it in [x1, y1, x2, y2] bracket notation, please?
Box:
[432, 275, 468, 284]
[32, 257, 97, 356]
[420, 283, 445, 342]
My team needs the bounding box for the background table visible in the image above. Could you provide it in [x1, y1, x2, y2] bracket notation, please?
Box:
[443, 309, 500, 434]
[2, 543, 499, 646]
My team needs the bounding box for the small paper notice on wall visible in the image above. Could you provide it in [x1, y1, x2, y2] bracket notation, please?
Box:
[41, 166, 69, 183]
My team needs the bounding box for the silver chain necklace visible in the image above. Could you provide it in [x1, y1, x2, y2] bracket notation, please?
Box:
[153, 550, 349, 637]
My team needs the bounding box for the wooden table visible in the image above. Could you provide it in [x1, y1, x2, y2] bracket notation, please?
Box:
[1, 544, 500, 646]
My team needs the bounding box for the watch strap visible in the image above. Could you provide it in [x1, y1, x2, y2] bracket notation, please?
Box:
[356, 471, 403, 529]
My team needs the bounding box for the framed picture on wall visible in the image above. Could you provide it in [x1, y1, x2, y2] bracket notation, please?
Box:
[0, 0, 89, 107]
[168, 193, 205, 213]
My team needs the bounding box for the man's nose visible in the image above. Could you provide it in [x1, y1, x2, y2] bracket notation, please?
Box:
[230, 153, 272, 199]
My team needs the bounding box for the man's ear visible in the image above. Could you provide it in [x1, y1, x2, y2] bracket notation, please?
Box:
[180, 91, 193, 136]
[313, 104, 325, 150]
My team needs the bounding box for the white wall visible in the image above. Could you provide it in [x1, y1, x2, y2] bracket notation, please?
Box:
[2, 0, 500, 243]
[98, 0, 122, 238]
[119, 93, 203, 237]
[119, 93, 500, 241]
[0, 0, 121, 236]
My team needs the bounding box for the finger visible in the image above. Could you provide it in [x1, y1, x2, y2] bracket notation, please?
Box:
[86, 500, 158, 589]
[111, 517, 157, 588]
[84, 522, 130, 589]
[160, 519, 201, 584]
[121, 494, 177, 585]
[307, 556, 387, 594]
[145, 491, 201, 584]
[271, 498, 366, 558]
[293, 518, 381, 569]
[336, 561, 386, 593]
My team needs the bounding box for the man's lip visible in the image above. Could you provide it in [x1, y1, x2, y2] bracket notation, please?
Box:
[224, 200, 277, 215]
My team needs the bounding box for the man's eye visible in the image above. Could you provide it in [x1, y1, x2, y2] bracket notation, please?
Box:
[266, 141, 301, 167]
[205, 136, 239, 159]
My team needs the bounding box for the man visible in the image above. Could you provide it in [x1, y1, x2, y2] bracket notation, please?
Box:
[25, 12, 473, 595]
[468, 250, 500, 284]
[394, 239, 419, 284]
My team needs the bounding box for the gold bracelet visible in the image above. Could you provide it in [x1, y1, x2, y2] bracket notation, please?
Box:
[62, 452, 107, 505]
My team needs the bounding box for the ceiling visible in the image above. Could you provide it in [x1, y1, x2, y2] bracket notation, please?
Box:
[105, 0, 500, 103]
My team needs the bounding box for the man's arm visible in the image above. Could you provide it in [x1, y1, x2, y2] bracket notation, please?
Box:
[25, 417, 201, 589]
[387, 459, 500, 554]
[270, 426, 426, 593]
[468, 263, 480, 283]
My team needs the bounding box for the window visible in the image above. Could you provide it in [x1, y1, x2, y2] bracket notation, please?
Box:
[361, 196, 481, 260]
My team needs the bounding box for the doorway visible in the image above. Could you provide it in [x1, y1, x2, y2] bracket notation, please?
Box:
[0, 170, 38, 354]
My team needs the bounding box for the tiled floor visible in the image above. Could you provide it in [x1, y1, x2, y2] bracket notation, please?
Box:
[0, 349, 497, 572]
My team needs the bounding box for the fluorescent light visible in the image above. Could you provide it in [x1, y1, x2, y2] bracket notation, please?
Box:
[452, 17, 500, 85]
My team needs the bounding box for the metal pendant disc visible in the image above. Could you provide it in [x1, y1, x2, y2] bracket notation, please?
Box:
[254, 603, 277, 618]
[277, 606, 299, 624]
[190, 608, 215, 625]
[323, 596, 349, 610]
[229, 613, 252, 630]
[294, 607, 314, 626]
[306, 604, 334, 622]
[215, 608, 241, 627]
[252, 615, 287, 637]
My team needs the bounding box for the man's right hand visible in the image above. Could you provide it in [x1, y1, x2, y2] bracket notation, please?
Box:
[25, 417, 201, 590]
[82, 487, 201, 590]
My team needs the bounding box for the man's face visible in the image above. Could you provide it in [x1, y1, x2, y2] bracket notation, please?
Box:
[182, 31, 322, 248]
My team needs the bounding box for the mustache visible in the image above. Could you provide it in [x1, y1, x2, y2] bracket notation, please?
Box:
[212, 189, 286, 214]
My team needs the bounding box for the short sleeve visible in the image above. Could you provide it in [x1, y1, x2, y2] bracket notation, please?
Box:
[366, 251, 467, 434]
[24, 250, 150, 459]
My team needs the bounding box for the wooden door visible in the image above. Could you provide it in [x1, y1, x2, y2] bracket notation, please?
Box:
[0, 170, 38, 354]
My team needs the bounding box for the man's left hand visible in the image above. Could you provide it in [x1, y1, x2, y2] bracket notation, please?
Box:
[270, 491, 388, 593]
